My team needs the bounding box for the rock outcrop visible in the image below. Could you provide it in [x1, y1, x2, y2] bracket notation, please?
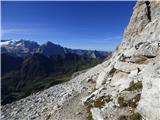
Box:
[1, 1, 160, 120]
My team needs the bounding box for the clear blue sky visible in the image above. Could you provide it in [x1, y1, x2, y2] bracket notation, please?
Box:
[2, 1, 136, 51]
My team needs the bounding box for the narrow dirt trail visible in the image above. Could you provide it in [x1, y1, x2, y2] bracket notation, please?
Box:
[50, 81, 95, 120]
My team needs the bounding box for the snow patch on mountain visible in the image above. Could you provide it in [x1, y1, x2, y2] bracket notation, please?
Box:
[1, 40, 110, 58]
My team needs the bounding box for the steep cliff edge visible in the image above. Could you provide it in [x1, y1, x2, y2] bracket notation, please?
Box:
[82, 1, 160, 120]
[1, 1, 160, 120]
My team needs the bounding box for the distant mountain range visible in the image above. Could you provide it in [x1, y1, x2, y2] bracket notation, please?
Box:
[1, 39, 110, 58]
[1, 39, 111, 105]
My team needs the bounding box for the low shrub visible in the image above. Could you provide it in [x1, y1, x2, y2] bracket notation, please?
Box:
[130, 112, 142, 120]
[118, 94, 141, 108]
[118, 96, 127, 107]
[128, 94, 141, 108]
[118, 115, 127, 120]
[84, 95, 112, 112]
[86, 112, 93, 120]
[126, 81, 143, 91]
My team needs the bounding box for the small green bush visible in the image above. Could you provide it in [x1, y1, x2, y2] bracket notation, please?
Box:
[134, 81, 143, 89]
[94, 97, 105, 108]
[130, 112, 142, 120]
[118, 115, 127, 120]
[84, 101, 93, 113]
[86, 112, 93, 120]
[118, 96, 127, 107]
[103, 95, 113, 103]
[126, 81, 143, 91]
[84, 95, 112, 110]
[118, 94, 141, 108]
[128, 94, 141, 108]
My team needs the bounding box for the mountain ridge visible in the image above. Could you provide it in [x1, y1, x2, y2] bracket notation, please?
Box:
[1, 39, 110, 58]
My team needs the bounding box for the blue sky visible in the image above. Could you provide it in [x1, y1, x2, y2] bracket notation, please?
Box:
[2, 1, 136, 51]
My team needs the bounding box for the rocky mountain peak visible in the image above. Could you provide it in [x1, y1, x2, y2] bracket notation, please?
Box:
[45, 41, 58, 46]
[123, 1, 151, 42]
[119, 1, 160, 54]
[1, 39, 109, 58]
[123, 1, 159, 40]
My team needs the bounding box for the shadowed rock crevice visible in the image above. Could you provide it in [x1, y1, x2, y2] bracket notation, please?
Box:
[145, 1, 151, 22]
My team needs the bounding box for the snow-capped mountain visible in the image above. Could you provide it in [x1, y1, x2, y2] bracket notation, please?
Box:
[1, 39, 110, 58]
[1, 40, 39, 56]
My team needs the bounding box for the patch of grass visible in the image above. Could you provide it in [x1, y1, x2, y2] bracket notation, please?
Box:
[126, 81, 143, 91]
[91, 95, 113, 108]
[84, 95, 112, 112]
[118, 115, 127, 120]
[118, 96, 127, 107]
[130, 112, 142, 120]
[118, 94, 141, 108]
[103, 95, 113, 103]
[94, 97, 105, 108]
[84, 101, 93, 113]
[128, 94, 141, 108]
[86, 112, 93, 120]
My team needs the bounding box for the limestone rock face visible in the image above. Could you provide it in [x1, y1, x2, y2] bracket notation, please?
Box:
[123, 1, 151, 42]
[1, 1, 160, 120]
